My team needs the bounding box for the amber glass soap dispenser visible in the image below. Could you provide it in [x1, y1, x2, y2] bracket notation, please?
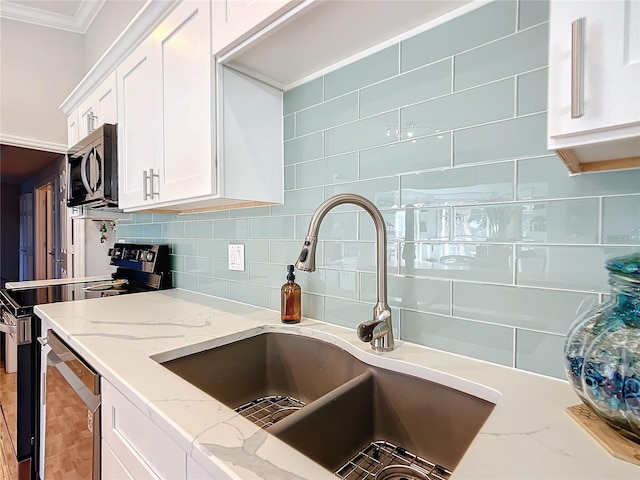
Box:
[281, 264, 301, 323]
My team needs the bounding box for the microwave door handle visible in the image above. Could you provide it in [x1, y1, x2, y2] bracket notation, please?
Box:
[80, 148, 94, 195]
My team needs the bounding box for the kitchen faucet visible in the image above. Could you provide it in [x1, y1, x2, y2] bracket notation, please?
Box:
[295, 194, 395, 352]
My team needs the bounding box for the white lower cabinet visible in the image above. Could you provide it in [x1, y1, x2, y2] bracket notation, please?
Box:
[102, 379, 185, 479]
[101, 378, 221, 480]
[102, 440, 137, 480]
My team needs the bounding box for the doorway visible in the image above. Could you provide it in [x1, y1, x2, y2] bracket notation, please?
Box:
[34, 183, 55, 279]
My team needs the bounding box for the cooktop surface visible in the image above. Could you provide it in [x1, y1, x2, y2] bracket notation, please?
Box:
[0, 281, 133, 317]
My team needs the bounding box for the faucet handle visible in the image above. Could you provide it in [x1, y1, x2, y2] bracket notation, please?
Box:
[357, 311, 391, 342]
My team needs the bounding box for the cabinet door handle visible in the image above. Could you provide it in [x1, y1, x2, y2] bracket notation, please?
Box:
[571, 17, 585, 119]
[85, 112, 98, 133]
[143, 170, 150, 200]
[149, 168, 159, 198]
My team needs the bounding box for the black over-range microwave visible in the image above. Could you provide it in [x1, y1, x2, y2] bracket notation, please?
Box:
[67, 123, 118, 208]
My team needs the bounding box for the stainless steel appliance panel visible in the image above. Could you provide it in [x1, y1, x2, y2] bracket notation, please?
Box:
[42, 331, 100, 480]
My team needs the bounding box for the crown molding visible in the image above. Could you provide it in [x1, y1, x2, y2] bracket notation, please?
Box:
[0, 0, 106, 34]
[0, 132, 67, 154]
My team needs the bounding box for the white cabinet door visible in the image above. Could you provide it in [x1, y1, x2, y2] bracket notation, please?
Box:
[157, 0, 214, 203]
[67, 108, 80, 148]
[102, 379, 185, 480]
[211, 0, 295, 55]
[102, 441, 135, 480]
[116, 36, 161, 210]
[78, 72, 118, 139]
[548, 0, 640, 140]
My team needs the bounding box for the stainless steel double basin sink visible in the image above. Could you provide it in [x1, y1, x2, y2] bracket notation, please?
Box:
[156, 331, 497, 477]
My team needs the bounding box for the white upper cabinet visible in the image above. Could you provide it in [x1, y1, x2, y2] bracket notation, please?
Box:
[77, 72, 118, 139]
[211, 0, 297, 55]
[66, 108, 79, 148]
[157, 0, 214, 204]
[117, 1, 211, 210]
[115, 0, 283, 213]
[548, 0, 640, 173]
[116, 35, 161, 210]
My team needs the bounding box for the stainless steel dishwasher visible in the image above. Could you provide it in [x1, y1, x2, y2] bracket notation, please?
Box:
[39, 330, 100, 480]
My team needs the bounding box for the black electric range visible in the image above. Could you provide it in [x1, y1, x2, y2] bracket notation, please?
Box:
[0, 243, 172, 480]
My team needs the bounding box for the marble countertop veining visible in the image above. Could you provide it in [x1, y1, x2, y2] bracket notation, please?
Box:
[34, 289, 639, 480]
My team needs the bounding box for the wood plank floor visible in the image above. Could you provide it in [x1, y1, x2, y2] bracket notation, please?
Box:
[0, 359, 18, 480]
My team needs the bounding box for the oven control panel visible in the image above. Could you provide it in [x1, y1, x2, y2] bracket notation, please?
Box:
[109, 244, 170, 274]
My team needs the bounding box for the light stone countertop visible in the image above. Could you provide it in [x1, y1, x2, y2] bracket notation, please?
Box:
[35, 289, 639, 480]
[5, 275, 111, 289]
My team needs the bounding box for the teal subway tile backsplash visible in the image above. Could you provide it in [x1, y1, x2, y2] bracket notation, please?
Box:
[602, 195, 640, 244]
[518, 156, 640, 200]
[324, 45, 399, 100]
[185, 256, 214, 277]
[517, 68, 548, 115]
[454, 23, 548, 91]
[197, 239, 228, 258]
[401, 162, 514, 206]
[325, 177, 400, 209]
[359, 133, 451, 179]
[401, 310, 514, 366]
[453, 114, 548, 165]
[284, 114, 295, 140]
[270, 188, 325, 216]
[518, 0, 550, 30]
[516, 245, 640, 292]
[118, 0, 639, 382]
[199, 277, 230, 298]
[249, 216, 295, 239]
[283, 77, 323, 115]
[229, 281, 270, 309]
[515, 330, 566, 379]
[249, 262, 285, 288]
[325, 111, 399, 156]
[284, 132, 323, 165]
[400, 1, 517, 71]
[212, 218, 248, 239]
[452, 199, 599, 244]
[184, 220, 213, 238]
[359, 58, 451, 117]
[295, 92, 358, 136]
[295, 153, 358, 188]
[453, 283, 597, 334]
[401, 78, 515, 133]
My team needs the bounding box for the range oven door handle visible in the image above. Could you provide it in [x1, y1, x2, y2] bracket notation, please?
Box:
[1, 310, 31, 345]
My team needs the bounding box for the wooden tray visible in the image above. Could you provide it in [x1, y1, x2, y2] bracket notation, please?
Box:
[567, 404, 640, 466]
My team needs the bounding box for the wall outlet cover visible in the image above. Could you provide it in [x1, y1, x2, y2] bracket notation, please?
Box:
[228, 244, 245, 271]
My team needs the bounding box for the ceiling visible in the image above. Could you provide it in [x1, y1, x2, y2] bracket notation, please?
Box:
[0, 0, 105, 33]
[0, 145, 63, 184]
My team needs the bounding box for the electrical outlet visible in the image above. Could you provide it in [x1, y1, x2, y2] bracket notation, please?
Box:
[228, 244, 245, 271]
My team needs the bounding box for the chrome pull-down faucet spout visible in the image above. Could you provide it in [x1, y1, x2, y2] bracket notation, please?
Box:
[295, 194, 394, 352]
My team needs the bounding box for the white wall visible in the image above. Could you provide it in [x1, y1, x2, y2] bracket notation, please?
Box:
[83, 0, 146, 70]
[0, 1, 145, 149]
[0, 18, 84, 149]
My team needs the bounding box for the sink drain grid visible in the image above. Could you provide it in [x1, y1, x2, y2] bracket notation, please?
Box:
[335, 441, 451, 480]
[235, 395, 306, 428]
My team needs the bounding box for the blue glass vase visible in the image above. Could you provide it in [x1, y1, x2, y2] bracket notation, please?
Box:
[565, 252, 640, 443]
